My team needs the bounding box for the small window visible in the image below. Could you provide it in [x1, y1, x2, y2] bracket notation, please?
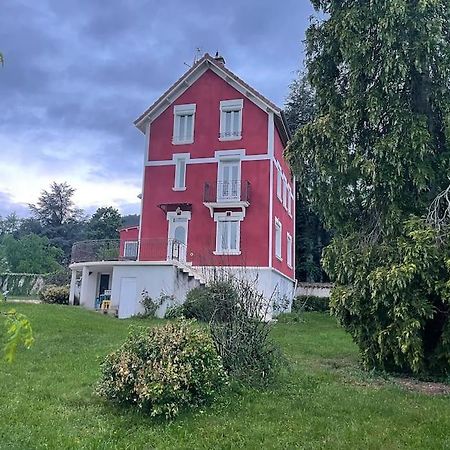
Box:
[219, 99, 243, 141]
[287, 233, 293, 268]
[123, 241, 138, 259]
[275, 218, 282, 260]
[276, 166, 282, 200]
[216, 220, 240, 254]
[173, 104, 196, 144]
[174, 157, 187, 190]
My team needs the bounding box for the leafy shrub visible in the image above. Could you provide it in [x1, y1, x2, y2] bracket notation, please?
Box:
[293, 295, 329, 312]
[164, 303, 185, 320]
[183, 282, 238, 323]
[182, 286, 215, 322]
[139, 291, 174, 318]
[208, 275, 285, 386]
[39, 284, 70, 304]
[96, 320, 227, 418]
[139, 290, 159, 317]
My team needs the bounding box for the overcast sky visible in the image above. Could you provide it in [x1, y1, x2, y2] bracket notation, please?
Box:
[0, 0, 314, 218]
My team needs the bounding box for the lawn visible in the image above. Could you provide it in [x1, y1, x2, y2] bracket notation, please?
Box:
[0, 304, 449, 449]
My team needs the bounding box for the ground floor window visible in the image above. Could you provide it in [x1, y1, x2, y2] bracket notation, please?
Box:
[123, 240, 138, 259]
[214, 212, 244, 255]
[275, 218, 282, 260]
[287, 232, 293, 268]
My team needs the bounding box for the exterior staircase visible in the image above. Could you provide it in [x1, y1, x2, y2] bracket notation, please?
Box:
[173, 260, 206, 286]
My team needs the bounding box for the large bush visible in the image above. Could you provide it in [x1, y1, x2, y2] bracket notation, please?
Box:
[207, 276, 284, 385]
[96, 320, 227, 418]
[39, 285, 70, 304]
[324, 218, 450, 376]
[178, 282, 237, 323]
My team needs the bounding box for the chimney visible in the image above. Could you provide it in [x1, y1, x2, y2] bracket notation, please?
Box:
[213, 51, 226, 66]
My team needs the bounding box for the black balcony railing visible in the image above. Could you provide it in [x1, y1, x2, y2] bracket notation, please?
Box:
[71, 238, 187, 264]
[203, 180, 251, 203]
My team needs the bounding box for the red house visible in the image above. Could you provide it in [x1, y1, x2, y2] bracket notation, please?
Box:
[70, 53, 296, 318]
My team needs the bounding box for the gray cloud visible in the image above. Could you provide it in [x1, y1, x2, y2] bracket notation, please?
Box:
[0, 0, 313, 217]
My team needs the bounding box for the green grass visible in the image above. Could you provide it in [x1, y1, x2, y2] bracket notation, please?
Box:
[0, 304, 449, 449]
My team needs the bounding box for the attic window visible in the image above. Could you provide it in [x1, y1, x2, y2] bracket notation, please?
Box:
[219, 99, 243, 141]
[173, 104, 196, 144]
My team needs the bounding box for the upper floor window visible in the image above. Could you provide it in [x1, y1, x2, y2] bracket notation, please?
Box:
[173, 153, 189, 191]
[173, 104, 196, 144]
[219, 99, 243, 141]
[283, 177, 288, 209]
[218, 159, 241, 201]
[287, 188, 293, 216]
[276, 165, 282, 200]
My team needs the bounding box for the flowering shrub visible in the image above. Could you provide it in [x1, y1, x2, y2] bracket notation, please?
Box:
[39, 285, 70, 304]
[96, 320, 227, 418]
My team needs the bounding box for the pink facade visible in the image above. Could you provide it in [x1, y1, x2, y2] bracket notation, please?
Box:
[126, 54, 295, 281]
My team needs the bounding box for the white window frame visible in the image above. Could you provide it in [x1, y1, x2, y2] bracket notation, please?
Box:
[276, 163, 282, 201]
[173, 104, 196, 145]
[283, 176, 288, 209]
[173, 153, 189, 191]
[217, 159, 241, 202]
[287, 232, 293, 268]
[219, 99, 243, 141]
[213, 211, 244, 255]
[275, 217, 282, 260]
[123, 240, 138, 259]
[287, 186, 292, 216]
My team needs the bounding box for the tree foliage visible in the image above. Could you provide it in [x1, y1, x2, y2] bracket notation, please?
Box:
[87, 207, 122, 240]
[29, 182, 83, 227]
[284, 71, 330, 281]
[324, 218, 450, 375]
[284, 71, 317, 135]
[286, 0, 450, 375]
[1, 308, 34, 363]
[0, 234, 64, 273]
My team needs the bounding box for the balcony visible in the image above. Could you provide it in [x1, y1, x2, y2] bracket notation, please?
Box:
[203, 180, 251, 203]
[71, 238, 187, 264]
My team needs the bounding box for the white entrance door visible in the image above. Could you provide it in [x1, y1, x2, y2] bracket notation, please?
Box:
[168, 217, 188, 262]
[218, 160, 240, 201]
[118, 277, 137, 319]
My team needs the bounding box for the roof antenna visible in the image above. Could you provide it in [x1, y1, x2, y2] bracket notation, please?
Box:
[193, 47, 202, 65]
[184, 47, 202, 69]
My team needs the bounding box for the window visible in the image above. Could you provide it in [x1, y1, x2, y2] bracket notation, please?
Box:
[123, 241, 138, 259]
[173, 154, 189, 190]
[173, 104, 196, 144]
[275, 218, 282, 260]
[219, 99, 243, 140]
[283, 178, 288, 209]
[214, 212, 243, 255]
[287, 188, 292, 216]
[287, 233, 293, 268]
[276, 165, 282, 200]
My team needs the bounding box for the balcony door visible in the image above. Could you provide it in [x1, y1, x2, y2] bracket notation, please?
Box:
[218, 160, 240, 201]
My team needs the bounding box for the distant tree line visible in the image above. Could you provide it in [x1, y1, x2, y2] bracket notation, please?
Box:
[0, 182, 139, 274]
